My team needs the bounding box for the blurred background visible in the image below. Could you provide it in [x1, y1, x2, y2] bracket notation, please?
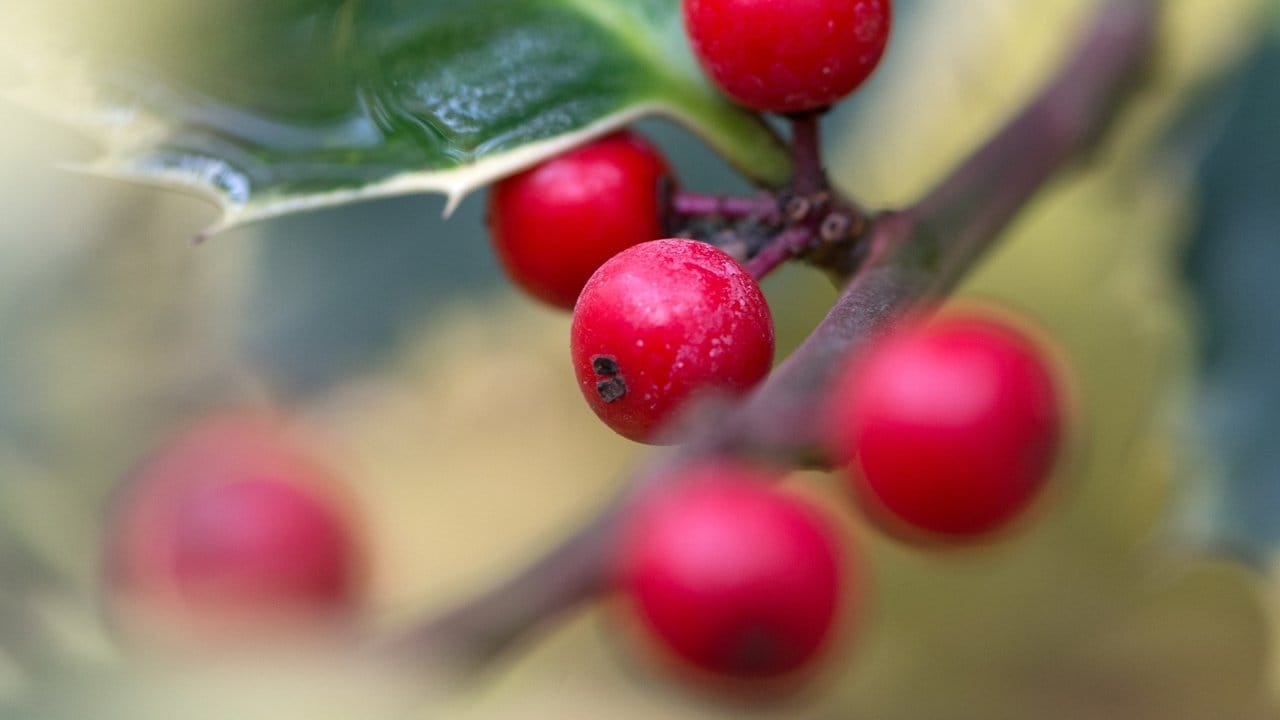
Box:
[0, 0, 1278, 718]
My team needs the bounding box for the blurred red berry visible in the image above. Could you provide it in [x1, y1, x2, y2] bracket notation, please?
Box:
[106, 415, 362, 644]
[828, 314, 1062, 538]
[616, 464, 848, 680]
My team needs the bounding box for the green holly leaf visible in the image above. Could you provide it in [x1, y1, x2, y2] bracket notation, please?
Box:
[2, 0, 787, 235]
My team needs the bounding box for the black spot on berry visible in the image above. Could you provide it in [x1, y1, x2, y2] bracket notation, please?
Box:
[596, 377, 627, 403]
[592, 355, 621, 377]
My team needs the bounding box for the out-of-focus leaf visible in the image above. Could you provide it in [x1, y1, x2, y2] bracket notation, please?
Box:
[0, 105, 254, 704]
[1181, 38, 1280, 561]
[1, 0, 787, 235]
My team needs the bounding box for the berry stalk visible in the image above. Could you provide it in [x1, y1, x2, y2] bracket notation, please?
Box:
[788, 112, 827, 196]
[744, 227, 811, 280]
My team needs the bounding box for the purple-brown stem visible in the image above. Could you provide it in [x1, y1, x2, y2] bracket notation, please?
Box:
[783, 112, 870, 251]
[670, 190, 779, 219]
[377, 0, 1158, 678]
[788, 111, 827, 196]
[745, 227, 812, 280]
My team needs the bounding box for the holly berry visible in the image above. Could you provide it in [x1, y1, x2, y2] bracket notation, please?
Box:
[615, 464, 847, 680]
[570, 238, 774, 443]
[827, 314, 1061, 538]
[683, 0, 892, 113]
[106, 415, 363, 644]
[487, 130, 672, 310]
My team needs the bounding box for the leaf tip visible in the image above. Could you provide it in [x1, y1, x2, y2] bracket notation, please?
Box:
[442, 189, 466, 219]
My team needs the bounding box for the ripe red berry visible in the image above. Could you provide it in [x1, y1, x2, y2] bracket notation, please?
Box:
[570, 238, 774, 443]
[487, 130, 671, 309]
[616, 464, 847, 680]
[683, 0, 892, 113]
[827, 314, 1061, 538]
[106, 415, 363, 644]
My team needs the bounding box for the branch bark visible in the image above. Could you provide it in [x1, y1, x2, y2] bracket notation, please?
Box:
[376, 0, 1159, 678]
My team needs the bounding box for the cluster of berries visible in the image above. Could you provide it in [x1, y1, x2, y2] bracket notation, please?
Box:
[488, 0, 1062, 684]
[490, 0, 896, 445]
[102, 0, 1067, 694]
[617, 312, 1062, 683]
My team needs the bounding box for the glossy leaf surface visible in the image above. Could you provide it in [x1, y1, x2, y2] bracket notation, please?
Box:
[2, 0, 787, 233]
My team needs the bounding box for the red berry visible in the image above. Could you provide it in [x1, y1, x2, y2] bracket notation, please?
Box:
[488, 131, 672, 309]
[827, 314, 1061, 538]
[683, 0, 892, 113]
[616, 464, 847, 680]
[106, 415, 363, 644]
[570, 238, 774, 443]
